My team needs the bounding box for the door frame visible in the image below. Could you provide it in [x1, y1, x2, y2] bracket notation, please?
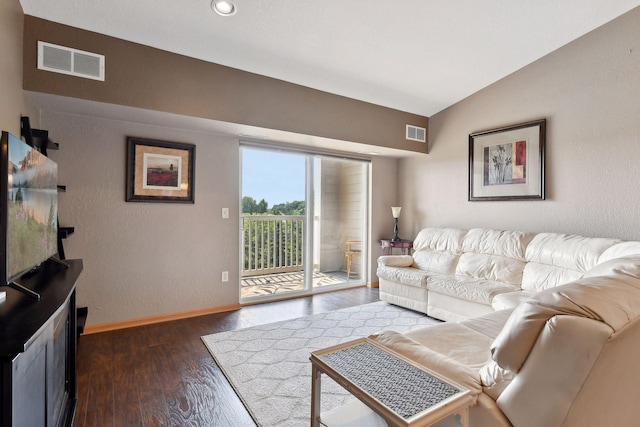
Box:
[239, 143, 371, 304]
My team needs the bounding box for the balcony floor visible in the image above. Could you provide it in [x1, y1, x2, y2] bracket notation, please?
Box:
[241, 270, 360, 299]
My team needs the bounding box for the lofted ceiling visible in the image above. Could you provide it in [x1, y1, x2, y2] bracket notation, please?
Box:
[19, 0, 640, 117]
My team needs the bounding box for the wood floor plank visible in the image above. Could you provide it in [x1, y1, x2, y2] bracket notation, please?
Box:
[135, 333, 173, 426]
[113, 384, 143, 427]
[74, 287, 379, 426]
[82, 332, 116, 427]
[74, 333, 94, 427]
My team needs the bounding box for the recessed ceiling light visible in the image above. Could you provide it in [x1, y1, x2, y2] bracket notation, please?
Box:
[211, 0, 236, 16]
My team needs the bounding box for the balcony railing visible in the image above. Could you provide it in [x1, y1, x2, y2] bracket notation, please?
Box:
[242, 215, 305, 277]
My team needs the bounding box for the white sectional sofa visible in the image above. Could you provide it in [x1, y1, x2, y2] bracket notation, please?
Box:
[320, 228, 640, 426]
[376, 227, 639, 321]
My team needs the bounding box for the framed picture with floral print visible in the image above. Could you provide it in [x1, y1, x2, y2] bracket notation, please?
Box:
[469, 119, 545, 201]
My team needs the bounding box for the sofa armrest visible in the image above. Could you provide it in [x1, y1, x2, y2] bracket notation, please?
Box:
[490, 303, 560, 373]
[377, 255, 414, 268]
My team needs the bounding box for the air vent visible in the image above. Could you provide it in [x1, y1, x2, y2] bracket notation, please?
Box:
[406, 124, 426, 142]
[38, 41, 105, 81]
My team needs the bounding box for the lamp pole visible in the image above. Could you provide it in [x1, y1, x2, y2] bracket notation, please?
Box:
[392, 217, 400, 241]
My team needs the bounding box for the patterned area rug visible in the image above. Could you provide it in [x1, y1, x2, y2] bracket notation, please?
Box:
[201, 301, 439, 426]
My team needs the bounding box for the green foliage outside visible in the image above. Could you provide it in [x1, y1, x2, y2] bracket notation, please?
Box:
[7, 197, 57, 278]
[270, 200, 305, 215]
[242, 196, 305, 215]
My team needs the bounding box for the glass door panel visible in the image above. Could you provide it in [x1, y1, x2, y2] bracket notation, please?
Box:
[240, 148, 307, 300]
[312, 157, 368, 289]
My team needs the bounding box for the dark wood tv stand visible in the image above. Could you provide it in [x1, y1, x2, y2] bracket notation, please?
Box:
[0, 259, 83, 427]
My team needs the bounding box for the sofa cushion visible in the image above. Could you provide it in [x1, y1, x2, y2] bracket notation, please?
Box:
[455, 229, 534, 286]
[521, 233, 620, 292]
[584, 255, 640, 279]
[403, 322, 492, 370]
[377, 255, 413, 268]
[427, 275, 519, 305]
[597, 241, 640, 264]
[376, 266, 431, 288]
[412, 228, 467, 274]
[462, 229, 534, 260]
[456, 253, 527, 286]
[459, 309, 513, 340]
[491, 291, 534, 311]
[521, 263, 583, 292]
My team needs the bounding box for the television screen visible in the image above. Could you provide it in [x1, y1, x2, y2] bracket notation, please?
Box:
[2, 131, 58, 282]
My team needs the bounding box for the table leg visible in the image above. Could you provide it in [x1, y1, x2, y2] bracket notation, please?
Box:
[458, 406, 469, 427]
[311, 365, 321, 427]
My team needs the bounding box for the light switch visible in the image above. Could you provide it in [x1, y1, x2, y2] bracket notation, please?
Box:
[222, 208, 229, 219]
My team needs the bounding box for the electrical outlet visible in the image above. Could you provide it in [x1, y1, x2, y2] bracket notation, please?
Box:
[222, 208, 229, 219]
[222, 271, 229, 282]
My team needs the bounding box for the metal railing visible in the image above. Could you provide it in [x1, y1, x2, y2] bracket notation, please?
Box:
[241, 215, 304, 277]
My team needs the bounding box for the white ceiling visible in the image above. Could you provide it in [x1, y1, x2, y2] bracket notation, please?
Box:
[20, 0, 640, 117]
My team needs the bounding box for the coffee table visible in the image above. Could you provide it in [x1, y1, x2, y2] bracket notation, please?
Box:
[310, 337, 472, 427]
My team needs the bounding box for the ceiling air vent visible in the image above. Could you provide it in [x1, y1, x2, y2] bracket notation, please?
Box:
[406, 124, 426, 142]
[38, 41, 105, 81]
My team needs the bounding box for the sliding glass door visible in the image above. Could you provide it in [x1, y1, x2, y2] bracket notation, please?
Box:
[311, 156, 368, 290]
[240, 145, 369, 303]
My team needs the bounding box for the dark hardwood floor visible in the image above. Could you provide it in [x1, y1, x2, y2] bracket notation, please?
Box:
[73, 286, 380, 427]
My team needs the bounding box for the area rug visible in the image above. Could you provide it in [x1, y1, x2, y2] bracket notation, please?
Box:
[201, 301, 439, 426]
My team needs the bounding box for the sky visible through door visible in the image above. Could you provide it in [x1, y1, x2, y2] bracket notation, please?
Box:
[242, 149, 305, 211]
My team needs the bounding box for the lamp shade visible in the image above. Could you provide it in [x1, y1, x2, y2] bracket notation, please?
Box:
[391, 207, 402, 218]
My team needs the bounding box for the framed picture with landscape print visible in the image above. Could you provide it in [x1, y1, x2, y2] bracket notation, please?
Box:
[468, 119, 545, 201]
[126, 137, 195, 203]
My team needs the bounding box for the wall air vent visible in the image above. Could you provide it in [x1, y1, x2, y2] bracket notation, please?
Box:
[37, 41, 105, 81]
[406, 124, 426, 142]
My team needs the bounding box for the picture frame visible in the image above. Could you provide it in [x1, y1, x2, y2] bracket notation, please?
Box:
[468, 119, 545, 201]
[126, 137, 195, 203]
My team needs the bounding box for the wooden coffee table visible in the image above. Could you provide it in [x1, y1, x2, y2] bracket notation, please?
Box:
[310, 337, 472, 427]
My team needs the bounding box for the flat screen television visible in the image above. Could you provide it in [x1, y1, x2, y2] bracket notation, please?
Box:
[1, 131, 58, 298]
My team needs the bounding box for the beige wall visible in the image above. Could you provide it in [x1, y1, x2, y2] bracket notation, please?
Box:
[0, 0, 36, 134]
[40, 110, 397, 326]
[399, 7, 640, 241]
[23, 16, 428, 154]
[42, 111, 241, 326]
